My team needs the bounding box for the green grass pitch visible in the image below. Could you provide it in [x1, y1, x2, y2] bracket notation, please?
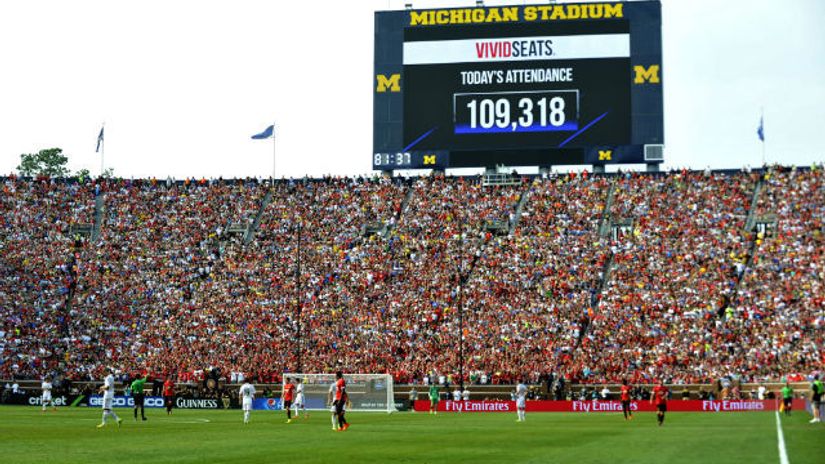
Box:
[1, 406, 822, 463]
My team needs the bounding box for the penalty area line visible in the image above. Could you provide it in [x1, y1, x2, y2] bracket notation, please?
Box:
[775, 409, 790, 464]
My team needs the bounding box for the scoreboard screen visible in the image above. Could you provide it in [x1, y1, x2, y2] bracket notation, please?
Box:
[374, 1, 663, 170]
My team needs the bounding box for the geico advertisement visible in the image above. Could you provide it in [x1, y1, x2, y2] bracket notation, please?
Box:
[87, 395, 221, 409]
[87, 395, 165, 408]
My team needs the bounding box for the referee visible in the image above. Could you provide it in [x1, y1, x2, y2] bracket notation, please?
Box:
[130, 374, 149, 421]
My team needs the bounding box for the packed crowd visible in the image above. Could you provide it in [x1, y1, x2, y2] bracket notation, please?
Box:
[1, 168, 822, 386]
[461, 173, 610, 384]
[0, 177, 95, 379]
[585, 170, 757, 384]
[734, 167, 824, 380]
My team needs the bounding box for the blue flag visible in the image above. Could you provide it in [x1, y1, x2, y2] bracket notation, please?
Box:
[96, 126, 104, 152]
[251, 125, 274, 140]
[757, 116, 764, 142]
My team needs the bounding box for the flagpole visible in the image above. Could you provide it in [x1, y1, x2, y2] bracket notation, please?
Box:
[101, 122, 105, 177]
[761, 108, 766, 166]
[272, 122, 275, 179]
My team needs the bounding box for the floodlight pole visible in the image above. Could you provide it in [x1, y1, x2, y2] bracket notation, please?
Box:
[458, 211, 465, 392]
[296, 220, 302, 374]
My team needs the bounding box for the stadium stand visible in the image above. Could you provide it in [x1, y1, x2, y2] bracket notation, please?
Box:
[1, 167, 823, 388]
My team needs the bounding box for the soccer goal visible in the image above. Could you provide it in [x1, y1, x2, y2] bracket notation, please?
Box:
[282, 373, 396, 413]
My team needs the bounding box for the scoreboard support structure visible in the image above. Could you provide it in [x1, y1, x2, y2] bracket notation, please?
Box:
[373, 1, 664, 174]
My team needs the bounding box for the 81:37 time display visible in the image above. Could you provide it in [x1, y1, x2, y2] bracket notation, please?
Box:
[373, 152, 411, 167]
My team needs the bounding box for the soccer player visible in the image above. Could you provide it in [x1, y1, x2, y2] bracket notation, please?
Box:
[328, 380, 339, 430]
[163, 376, 176, 415]
[650, 379, 668, 426]
[428, 382, 439, 415]
[515, 380, 527, 422]
[333, 371, 349, 431]
[283, 377, 296, 423]
[41, 377, 57, 413]
[130, 374, 148, 421]
[781, 381, 793, 416]
[239, 379, 255, 424]
[620, 379, 633, 421]
[293, 378, 306, 419]
[408, 387, 418, 412]
[810, 375, 823, 424]
[97, 369, 122, 429]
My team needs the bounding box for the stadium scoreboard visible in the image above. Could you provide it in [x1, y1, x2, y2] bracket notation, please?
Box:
[373, 1, 663, 171]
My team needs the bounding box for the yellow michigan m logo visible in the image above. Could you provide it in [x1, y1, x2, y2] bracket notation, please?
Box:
[376, 74, 401, 92]
[423, 155, 436, 165]
[598, 150, 612, 161]
[633, 65, 660, 84]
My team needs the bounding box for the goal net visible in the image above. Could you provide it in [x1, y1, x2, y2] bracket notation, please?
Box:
[281, 373, 396, 413]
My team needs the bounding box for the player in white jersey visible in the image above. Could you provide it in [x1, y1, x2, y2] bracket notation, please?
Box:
[239, 381, 256, 424]
[293, 378, 306, 419]
[97, 370, 122, 428]
[41, 379, 57, 412]
[515, 381, 528, 422]
[327, 382, 339, 430]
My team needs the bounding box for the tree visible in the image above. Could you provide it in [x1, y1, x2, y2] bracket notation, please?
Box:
[75, 168, 91, 180]
[17, 148, 70, 177]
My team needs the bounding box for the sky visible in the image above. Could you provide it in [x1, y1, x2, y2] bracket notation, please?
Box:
[0, 0, 823, 179]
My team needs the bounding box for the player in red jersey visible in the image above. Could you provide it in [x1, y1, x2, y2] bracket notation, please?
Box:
[620, 378, 633, 421]
[333, 371, 349, 431]
[650, 379, 668, 426]
[163, 375, 176, 415]
[283, 378, 296, 423]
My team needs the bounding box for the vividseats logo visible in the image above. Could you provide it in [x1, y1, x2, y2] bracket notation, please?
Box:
[474, 40, 554, 60]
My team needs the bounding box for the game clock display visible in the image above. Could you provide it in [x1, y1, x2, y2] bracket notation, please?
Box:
[372, 151, 448, 170]
[374, 152, 412, 167]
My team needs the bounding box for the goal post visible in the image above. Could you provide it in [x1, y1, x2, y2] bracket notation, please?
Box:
[281, 373, 396, 413]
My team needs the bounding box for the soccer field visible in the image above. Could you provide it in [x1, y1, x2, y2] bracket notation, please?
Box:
[1, 406, 822, 464]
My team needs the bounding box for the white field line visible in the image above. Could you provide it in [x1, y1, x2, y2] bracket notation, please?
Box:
[775, 409, 790, 464]
[79, 418, 211, 424]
